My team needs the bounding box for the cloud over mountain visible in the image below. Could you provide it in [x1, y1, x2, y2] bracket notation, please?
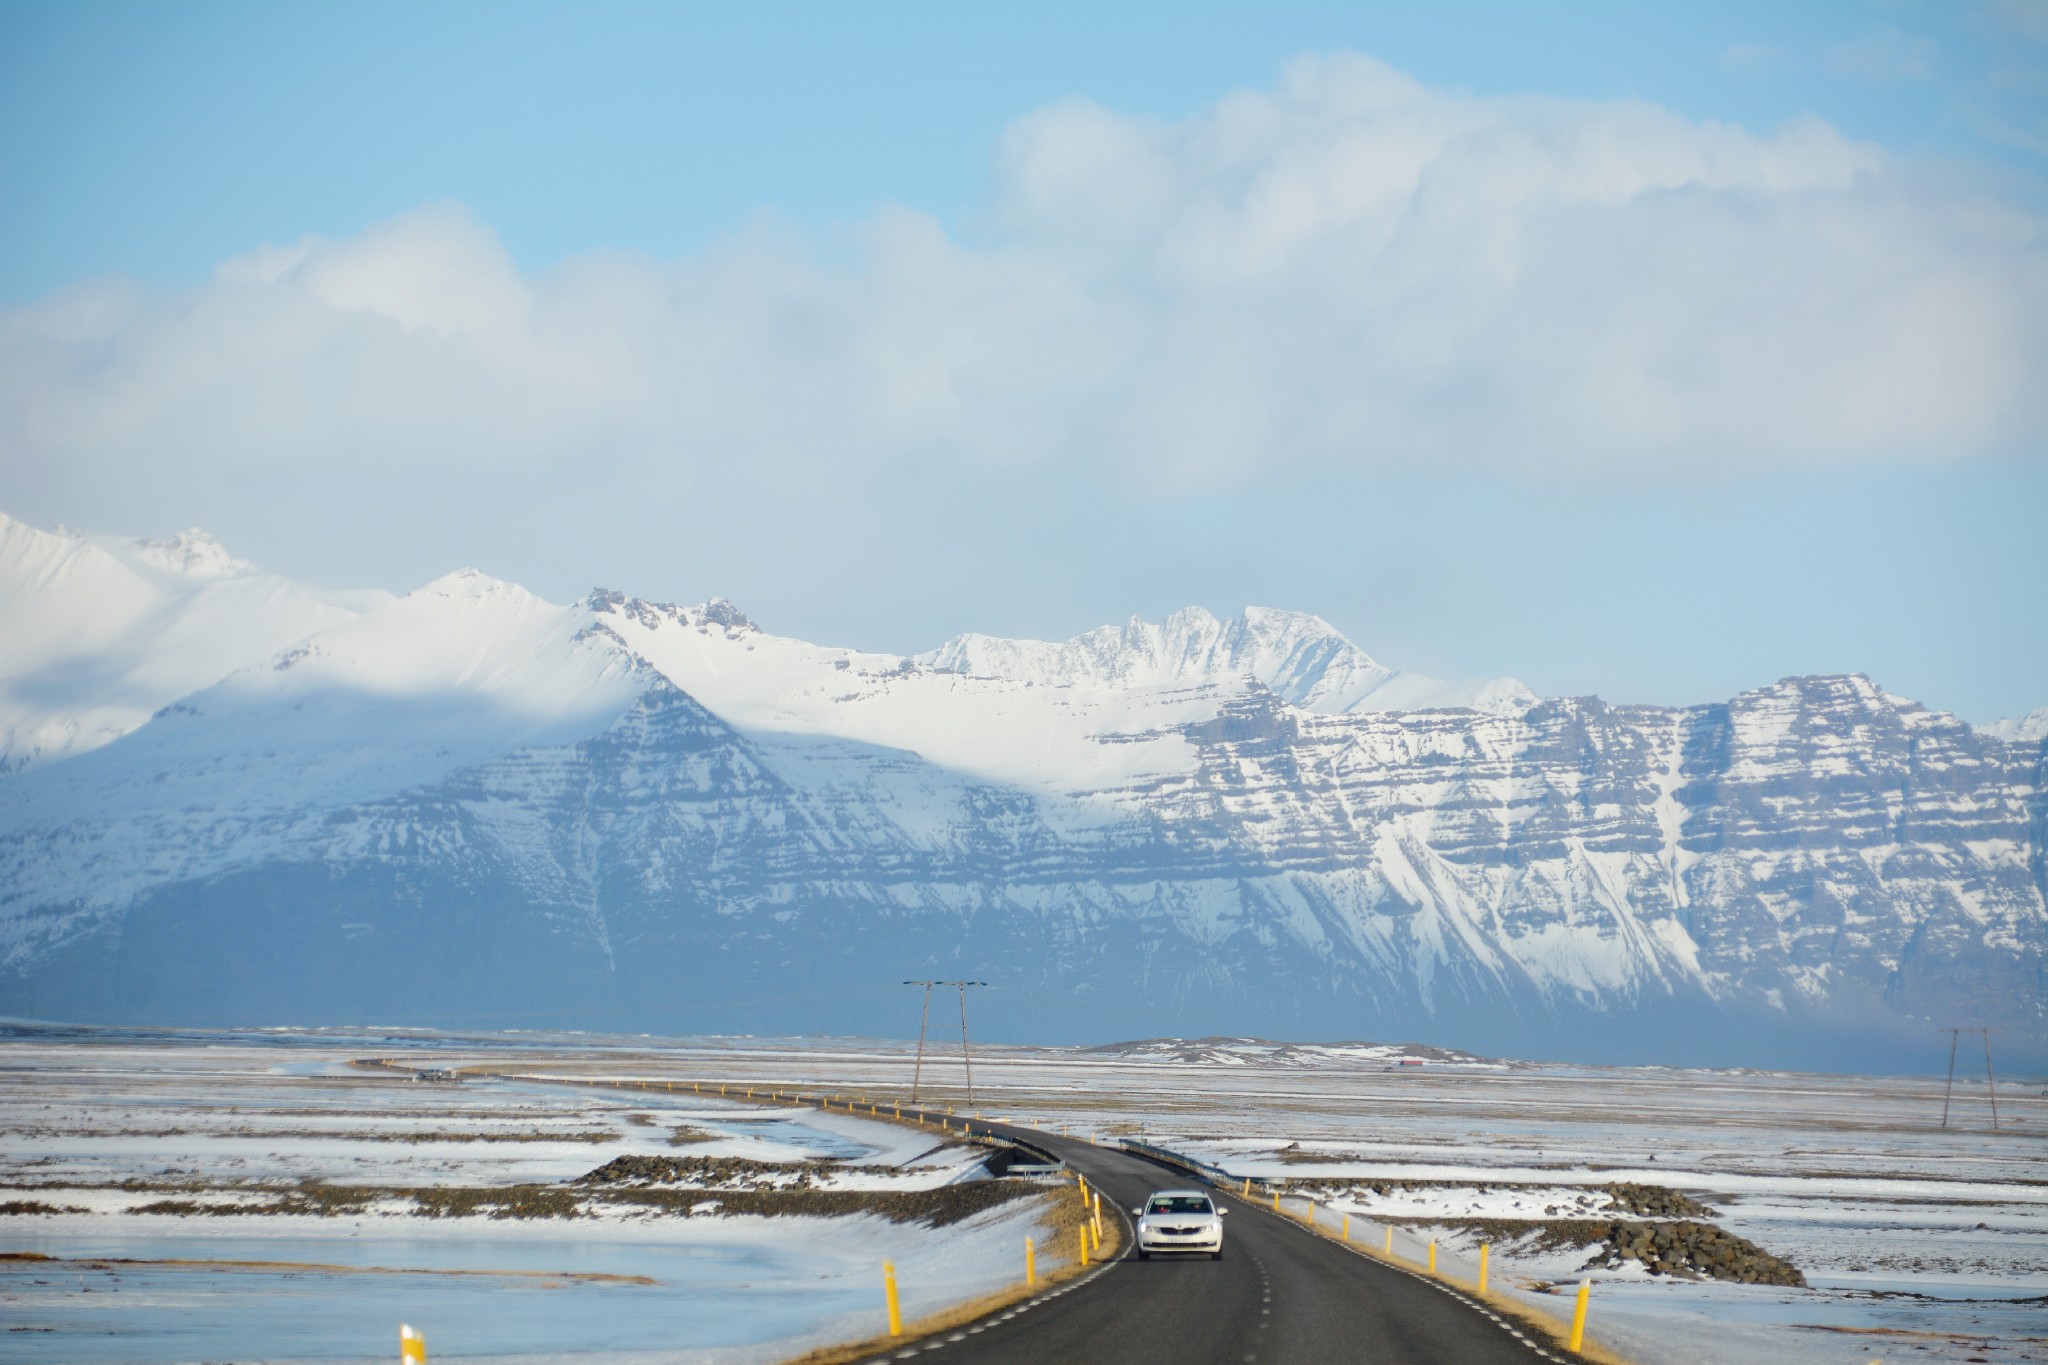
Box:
[4, 51, 2042, 524]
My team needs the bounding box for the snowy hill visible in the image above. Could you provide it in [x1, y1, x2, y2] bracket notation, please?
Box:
[0, 515, 2041, 1069]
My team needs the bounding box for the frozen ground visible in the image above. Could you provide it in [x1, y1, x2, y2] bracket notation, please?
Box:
[5, 1024, 2041, 1363]
[0, 1026, 1061, 1363]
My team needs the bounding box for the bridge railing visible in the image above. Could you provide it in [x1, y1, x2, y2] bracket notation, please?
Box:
[1116, 1137, 1236, 1188]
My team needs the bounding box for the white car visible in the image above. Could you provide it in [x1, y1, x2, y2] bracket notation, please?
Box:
[1132, 1188, 1226, 1260]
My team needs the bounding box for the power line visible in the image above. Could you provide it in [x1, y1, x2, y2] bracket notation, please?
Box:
[902, 979, 986, 1106]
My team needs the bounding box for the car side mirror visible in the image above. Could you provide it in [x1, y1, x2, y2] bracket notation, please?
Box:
[1217, 1207, 1228, 1215]
[1131, 1206, 1144, 1215]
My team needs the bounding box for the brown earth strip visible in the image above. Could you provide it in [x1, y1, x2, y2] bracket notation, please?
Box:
[0, 1250, 651, 1283]
[99, 1175, 1043, 1224]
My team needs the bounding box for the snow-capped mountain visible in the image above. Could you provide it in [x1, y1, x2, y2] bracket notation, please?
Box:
[0, 516, 2041, 1069]
[0, 512, 385, 772]
[915, 606, 1536, 715]
[1981, 706, 2048, 744]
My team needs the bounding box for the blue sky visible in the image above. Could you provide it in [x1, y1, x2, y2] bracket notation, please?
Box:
[2, 0, 2044, 719]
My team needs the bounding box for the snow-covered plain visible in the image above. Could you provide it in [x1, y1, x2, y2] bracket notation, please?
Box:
[0, 1029, 1062, 1363]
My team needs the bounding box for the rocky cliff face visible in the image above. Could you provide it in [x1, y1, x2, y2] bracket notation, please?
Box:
[0, 540, 2040, 1067]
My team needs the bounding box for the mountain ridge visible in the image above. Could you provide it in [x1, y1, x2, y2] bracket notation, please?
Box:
[0, 513, 2041, 1068]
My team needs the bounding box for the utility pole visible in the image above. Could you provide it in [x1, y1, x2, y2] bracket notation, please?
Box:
[903, 981, 936, 1103]
[943, 980, 987, 1108]
[1985, 1029, 2000, 1131]
[1940, 1027, 1999, 1131]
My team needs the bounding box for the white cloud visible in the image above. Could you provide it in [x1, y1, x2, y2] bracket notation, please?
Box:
[2, 51, 2044, 520]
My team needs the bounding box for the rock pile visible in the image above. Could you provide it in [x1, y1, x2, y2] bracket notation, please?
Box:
[1598, 1219, 1804, 1285]
[1602, 1183, 1717, 1219]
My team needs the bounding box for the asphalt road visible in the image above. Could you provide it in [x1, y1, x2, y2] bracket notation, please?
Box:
[853, 1115, 1581, 1365]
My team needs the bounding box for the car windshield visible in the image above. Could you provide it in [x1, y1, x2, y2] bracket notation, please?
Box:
[1148, 1196, 1212, 1214]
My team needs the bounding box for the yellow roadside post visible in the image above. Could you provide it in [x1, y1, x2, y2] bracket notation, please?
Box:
[400, 1324, 426, 1364]
[1384, 1225, 1393, 1255]
[1342, 1213, 1350, 1241]
[1569, 1280, 1590, 1351]
[1026, 1236, 1037, 1286]
[1306, 1200, 1315, 1226]
[1079, 1225, 1090, 1268]
[1428, 1241, 1437, 1274]
[883, 1262, 903, 1337]
[1271, 1189, 1280, 1213]
[1478, 1243, 1490, 1293]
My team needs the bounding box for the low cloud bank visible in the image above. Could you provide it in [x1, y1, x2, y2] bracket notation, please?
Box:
[4, 52, 2043, 516]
